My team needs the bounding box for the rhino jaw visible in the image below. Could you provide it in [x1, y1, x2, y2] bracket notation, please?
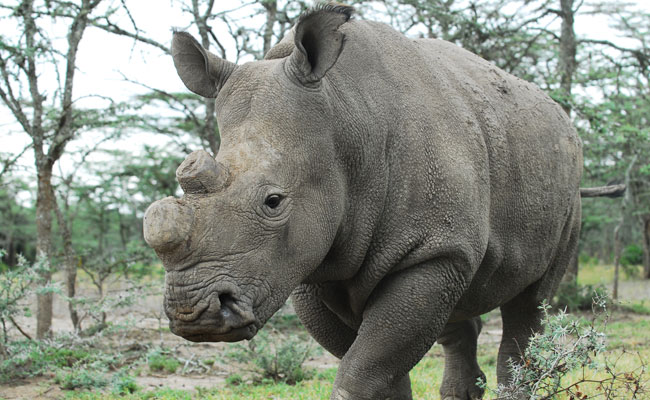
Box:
[164, 280, 260, 343]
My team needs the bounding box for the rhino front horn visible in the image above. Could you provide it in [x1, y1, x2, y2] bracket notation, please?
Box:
[176, 150, 229, 194]
[143, 197, 194, 252]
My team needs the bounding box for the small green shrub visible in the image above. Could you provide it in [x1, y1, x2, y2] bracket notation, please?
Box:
[0, 340, 117, 382]
[147, 348, 180, 373]
[111, 370, 139, 395]
[479, 295, 647, 399]
[40, 347, 93, 368]
[226, 373, 244, 386]
[0, 251, 58, 343]
[202, 358, 215, 366]
[620, 244, 643, 267]
[226, 330, 313, 385]
[55, 367, 108, 390]
[553, 281, 608, 311]
[578, 253, 600, 266]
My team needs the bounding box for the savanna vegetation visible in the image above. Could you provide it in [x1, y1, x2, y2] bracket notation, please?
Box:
[0, 0, 649, 399]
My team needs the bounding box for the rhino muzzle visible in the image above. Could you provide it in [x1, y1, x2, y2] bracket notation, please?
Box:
[165, 286, 258, 342]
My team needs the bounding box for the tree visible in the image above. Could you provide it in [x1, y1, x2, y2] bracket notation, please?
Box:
[575, 5, 650, 278]
[0, 0, 153, 337]
[0, 0, 110, 338]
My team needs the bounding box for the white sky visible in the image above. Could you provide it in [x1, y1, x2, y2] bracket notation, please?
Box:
[1, 0, 649, 201]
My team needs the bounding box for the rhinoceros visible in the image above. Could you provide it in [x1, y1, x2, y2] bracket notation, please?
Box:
[143, 4, 582, 399]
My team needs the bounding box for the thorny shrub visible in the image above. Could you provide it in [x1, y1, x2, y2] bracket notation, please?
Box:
[226, 329, 314, 385]
[0, 250, 58, 344]
[479, 294, 647, 399]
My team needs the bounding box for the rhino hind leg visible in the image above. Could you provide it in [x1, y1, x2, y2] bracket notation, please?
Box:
[437, 317, 486, 400]
[497, 195, 582, 388]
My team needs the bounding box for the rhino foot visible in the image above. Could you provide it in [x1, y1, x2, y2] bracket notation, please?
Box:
[440, 370, 486, 400]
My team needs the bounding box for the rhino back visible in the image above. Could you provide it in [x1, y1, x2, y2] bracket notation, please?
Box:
[309, 19, 581, 314]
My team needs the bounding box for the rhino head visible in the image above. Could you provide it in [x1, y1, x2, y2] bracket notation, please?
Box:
[143, 6, 353, 342]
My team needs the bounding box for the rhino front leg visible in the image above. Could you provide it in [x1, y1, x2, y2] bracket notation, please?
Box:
[332, 259, 468, 400]
[293, 284, 413, 398]
[291, 284, 357, 359]
[437, 317, 486, 400]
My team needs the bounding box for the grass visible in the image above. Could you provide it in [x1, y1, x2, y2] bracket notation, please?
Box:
[6, 262, 648, 399]
[59, 312, 648, 399]
[63, 319, 649, 399]
[577, 262, 645, 286]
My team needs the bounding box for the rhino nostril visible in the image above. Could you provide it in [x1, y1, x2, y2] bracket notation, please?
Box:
[218, 293, 235, 318]
[218, 293, 234, 305]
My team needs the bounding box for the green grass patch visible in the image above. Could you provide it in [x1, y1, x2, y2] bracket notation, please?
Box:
[55, 368, 108, 390]
[578, 263, 614, 285]
[147, 349, 180, 374]
[0, 340, 119, 383]
[617, 300, 650, 315]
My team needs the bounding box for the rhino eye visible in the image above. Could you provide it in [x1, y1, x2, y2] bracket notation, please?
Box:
[264, 194, 283, 209]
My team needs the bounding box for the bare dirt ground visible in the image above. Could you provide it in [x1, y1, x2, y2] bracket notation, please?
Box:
[1, 278, 648, 400]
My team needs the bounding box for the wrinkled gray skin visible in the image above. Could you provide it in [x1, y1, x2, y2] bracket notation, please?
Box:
[143, 5, 582, 400]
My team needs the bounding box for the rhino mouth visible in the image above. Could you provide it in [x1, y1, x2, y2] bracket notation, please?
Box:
[166, 290, 260, 343]
[177, 323, 258, 343]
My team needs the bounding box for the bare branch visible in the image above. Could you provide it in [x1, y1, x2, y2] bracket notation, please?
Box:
[90, 17, 170, 53]
[0, 143, 31, 179]
[580, 184, 627, 198]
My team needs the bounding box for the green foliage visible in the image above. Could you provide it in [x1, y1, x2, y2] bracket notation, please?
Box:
[147, 348, 181, 374]
[480, 296, 647, 399]
[621, 244, 643, 267]
[0, 338, 119, 383]
[226, 330, 314, 385]
[265, 312, 302, 331]
[0, 177, 36, 265]
[225, 373, 244, 386]
[553, 281, 609, 312]
[0, 251, 58, 342]
[111, 369, 139, 395]
[55, 367, 109, 390]
[617, 301, 650, 316]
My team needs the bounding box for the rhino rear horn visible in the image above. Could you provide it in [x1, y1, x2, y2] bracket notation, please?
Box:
[172, 31, 236, 98]
[289, 3, 354, 85]
[176, 150, 229, 194]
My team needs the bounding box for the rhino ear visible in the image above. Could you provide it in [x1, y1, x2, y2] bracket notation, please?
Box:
[172, 31, 237, 98]
[289, 3, 354, 85]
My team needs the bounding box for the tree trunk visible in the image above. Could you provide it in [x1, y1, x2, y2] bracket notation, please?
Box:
[54, 202, 79, 331]
[262, 1, 277, 57]
[642, 215, 650, 279]
[35, 165, 55, 339]
[613, 223, 622, 300]
[192, 0, 220, 155]
[559, 0, 577, 115]
[557, 0, 577, 284]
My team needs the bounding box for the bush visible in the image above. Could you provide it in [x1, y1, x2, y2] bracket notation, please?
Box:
[226, 330, 314, 385]
[55, 367, 108, 390]
[111, 370, 139, 395]
[0, 338, 120, 383]
[621, 244, 643, 267]
[147, 348, 180, 373]
[0, 251, 57, 343]
[553, 281, 609, 311]
[479, 295, 647, 399]
[225, 373, 243, 386]
[621, 244, 643, 278]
